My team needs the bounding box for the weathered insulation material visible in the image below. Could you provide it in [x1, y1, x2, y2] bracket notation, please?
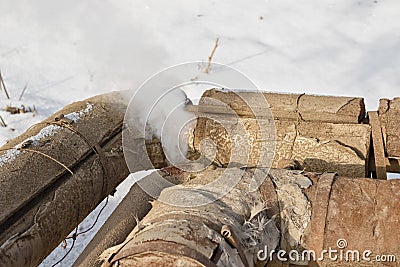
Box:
[100, 167, 280, 267]
[99, 167, 400, 267]
[378, 97, 400, 158]
[73, 167, 192, 267]
[0, 92, 165, 267]
[192, 89, 371, 177]
[200, 89, 366, 123]
[267, 169, 312, 255]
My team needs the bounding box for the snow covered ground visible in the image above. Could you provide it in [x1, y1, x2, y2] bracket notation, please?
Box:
[1, 0, 400, 266]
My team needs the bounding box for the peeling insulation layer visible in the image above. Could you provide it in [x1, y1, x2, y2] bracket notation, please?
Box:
[99, 166, 400, 267]
[192, 89, 371, 178]
[101, 167, 280, 267]
[268, 169, 312, 265]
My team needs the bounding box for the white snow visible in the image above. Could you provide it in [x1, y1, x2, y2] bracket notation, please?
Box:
[22, 124, 62, 148]
[0, 0, 399, 266]
[64, 102, 94, 122]
[0, 149, 21, 167]
[0, 124, 62, 167]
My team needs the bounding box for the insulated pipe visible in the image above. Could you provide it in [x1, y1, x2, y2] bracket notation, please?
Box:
[99, 167, 400, 267]
[260, 169, 400, 267]
[73, 167, 189, 267]
[0, 92, 165, 267]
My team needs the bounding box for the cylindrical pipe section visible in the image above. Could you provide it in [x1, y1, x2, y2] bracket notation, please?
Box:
[0, 92, 165, 267]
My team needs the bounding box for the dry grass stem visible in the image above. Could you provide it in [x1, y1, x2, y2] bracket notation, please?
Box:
[205, 37, 219, 74]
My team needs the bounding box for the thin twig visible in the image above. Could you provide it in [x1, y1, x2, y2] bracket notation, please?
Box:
[19, 83, 28, 101]
[0, 116, 6, 127]
[205, 37, 219, 74]
[0, 70, 11, 99]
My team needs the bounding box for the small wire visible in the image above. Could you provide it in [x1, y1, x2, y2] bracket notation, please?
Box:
[52, 196, 109, 266]
[67, 196, 109, 237]
[19, 148, 74, 175]
[50, 227, 78, 267]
